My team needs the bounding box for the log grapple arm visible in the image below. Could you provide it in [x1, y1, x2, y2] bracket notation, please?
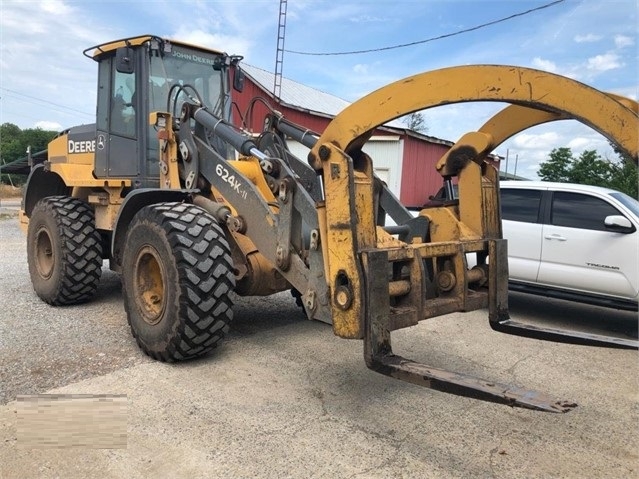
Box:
[307, 65, 638, 412]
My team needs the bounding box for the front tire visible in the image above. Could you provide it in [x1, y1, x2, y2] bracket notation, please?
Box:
[27, 196, 103, 305]
[121, 202, 235, 361]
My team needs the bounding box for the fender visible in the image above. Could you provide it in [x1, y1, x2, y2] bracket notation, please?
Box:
[110, 188, 196, 268]
[21, 164, 71, 217]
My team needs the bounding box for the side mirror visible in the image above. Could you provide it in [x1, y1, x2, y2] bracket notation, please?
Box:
[233, 67, 245, 93]
[115, 46, 135, 74]
[604, 215, 635, 233]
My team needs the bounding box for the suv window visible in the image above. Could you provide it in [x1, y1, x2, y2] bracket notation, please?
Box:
[501, 188, 542, 223]
[551, 192, 620, 231]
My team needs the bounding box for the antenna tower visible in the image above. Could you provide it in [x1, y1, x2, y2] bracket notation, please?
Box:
[273, 0, 288, 101]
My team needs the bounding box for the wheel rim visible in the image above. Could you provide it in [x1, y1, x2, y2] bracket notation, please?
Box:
[35, 226, 55, 279]
[134, 245, 167, 325]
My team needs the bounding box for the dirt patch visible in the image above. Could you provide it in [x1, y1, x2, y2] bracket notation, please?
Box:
[0, 184, 23, 198]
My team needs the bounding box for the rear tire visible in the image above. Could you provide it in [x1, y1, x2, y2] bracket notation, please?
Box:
[27, 196, 103, 305]
[121, 202, 235, 361]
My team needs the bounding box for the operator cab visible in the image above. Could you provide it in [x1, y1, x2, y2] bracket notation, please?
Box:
[84, 35, 243, 188]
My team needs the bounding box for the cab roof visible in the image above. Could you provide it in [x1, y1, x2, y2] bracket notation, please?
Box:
[82, 34, 226, 60]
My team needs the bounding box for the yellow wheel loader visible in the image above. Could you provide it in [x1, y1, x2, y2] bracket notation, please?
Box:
[19, 35, 639, 412]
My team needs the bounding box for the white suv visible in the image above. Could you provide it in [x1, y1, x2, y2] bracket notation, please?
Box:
[499, 181, 639, 310]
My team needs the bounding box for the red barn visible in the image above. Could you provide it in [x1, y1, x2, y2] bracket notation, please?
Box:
[234, 64, 500, 208]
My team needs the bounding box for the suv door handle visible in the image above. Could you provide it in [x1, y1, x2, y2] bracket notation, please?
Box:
[544, 234, 567, 241]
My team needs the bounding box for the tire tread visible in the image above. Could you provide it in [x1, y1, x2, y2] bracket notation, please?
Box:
[28, 196, 102, 305]
[124, 202, 235, 362]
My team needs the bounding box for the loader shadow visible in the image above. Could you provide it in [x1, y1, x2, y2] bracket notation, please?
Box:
[173, 293, 320, 366]
[507, 291, 638, 340]
[227, 292, 310, 338]
[90, 271, 314, 350]
[92, 268, 124, 302]
[55, 268, 123, 308]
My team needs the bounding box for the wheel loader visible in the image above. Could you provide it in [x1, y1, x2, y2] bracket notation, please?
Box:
[19, 35, 639, 413]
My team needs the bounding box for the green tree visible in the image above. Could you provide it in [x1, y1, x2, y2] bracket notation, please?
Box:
[1, 123, 58, 184]
[608, 145, 638, 198]
[0, 123, 24, 164]
[1, 123, 57, 163]
[569, 150, 613, 186]
[537, 146, 638, 198]
[537, 147, 573, 182]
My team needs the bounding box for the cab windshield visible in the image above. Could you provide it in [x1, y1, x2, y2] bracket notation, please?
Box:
[145, 43, 230, 178]
[148, 43, 228, 118]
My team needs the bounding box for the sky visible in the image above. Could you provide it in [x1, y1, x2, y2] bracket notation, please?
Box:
[0, 0, 637, 179]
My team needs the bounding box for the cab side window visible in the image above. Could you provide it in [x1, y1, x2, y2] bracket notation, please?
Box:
[96, 58, 111, 132]
[501, 189, 542, 223]
[551, 192, 619, 231]
[111, 68, 136, 137]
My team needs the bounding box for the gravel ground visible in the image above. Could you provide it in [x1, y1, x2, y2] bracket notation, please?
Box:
[0, 213, 309, 405]
[0, 215, 150, 404]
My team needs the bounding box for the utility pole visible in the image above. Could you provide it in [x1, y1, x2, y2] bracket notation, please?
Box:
[504, 149, 509, 178]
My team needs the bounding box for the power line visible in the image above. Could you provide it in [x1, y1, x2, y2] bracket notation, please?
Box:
[0, 108, 55, 124]
[1, 93, 93, 120]
[0, 87, 94, 117]
[285, 0, 566, 56]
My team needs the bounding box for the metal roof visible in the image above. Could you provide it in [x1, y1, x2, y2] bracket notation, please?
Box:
[241, 64, 410, 131]
[240, 65, 511, 161]
[241, 64, 351, 117]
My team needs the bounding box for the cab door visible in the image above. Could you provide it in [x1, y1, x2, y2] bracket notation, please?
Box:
[537, 190, 638, 299]
[94, 50, 139, 179]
